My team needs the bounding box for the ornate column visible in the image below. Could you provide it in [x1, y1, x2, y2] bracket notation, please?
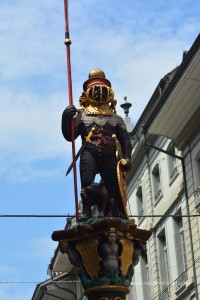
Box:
[52, 218, 151, 300]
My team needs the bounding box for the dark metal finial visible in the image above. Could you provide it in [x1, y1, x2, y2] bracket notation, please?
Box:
[120, 95, 132, 116]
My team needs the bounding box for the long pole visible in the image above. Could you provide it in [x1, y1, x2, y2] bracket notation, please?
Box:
[63, 0, 79, 222]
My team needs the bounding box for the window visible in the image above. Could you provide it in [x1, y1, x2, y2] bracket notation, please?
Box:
[174, 210, 187, 290]
[140, 252, 150, 299]
[194, 152, 200, 210]
[167, 142, 178, 183]
[136, 185, 144, 220]
[157, 229, 170, 290]
[152, 164, 162, 203]
[195, 152, 200, 186]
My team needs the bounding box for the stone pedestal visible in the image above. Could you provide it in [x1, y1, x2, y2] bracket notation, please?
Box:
[52, 218, 151, 299]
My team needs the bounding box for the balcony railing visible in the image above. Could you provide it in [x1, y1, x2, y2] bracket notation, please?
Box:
[175, 271, 187, 291]
[159, 287, 170, 300]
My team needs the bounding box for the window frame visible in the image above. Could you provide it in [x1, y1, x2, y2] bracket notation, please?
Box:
[152, 163, 162, 205]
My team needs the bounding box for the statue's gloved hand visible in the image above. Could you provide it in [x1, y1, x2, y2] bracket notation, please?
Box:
[124, 158, 131, 171]
[63, 105, 77, 118]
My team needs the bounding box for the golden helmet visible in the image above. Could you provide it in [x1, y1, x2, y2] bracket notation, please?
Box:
[80, 69, 116, 115]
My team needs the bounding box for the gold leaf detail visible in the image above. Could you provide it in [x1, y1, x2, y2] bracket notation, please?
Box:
[119, 239, 134, 275]
[76, 238, 100, 277]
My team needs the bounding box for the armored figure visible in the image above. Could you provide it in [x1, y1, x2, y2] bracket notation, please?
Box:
[62, 69, 132, 219]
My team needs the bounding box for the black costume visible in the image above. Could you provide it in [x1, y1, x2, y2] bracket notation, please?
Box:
[62, 69, 132, 219]
[62, 109, 132, 218]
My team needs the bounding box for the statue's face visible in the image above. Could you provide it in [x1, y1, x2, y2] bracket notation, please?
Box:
[89, 85, 109, 102]
[82, 83, 116, 114]
[94, 86, 101, 101]
[107, 232, 117, 243]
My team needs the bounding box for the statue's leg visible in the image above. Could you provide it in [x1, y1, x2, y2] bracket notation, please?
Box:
[107, 198, 115, 216]
[80, 149, 98, 219]
[100, 156, 124, 217]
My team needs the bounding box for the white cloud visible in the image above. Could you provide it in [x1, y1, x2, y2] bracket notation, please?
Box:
[0, 0, 199, 182]
[0, 89, 66, 159]
[0, 1, 64, 79]
[0, 85, 83, 182]
[0, 87, 70, 182]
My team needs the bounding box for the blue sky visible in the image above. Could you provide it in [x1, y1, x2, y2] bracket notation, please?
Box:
[0, 0, 199, 298]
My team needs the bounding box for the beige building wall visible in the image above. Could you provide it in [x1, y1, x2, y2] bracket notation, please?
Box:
[127, 134, 198, 299]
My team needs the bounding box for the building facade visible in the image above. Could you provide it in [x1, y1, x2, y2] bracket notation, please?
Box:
[127, 34, 200, 300]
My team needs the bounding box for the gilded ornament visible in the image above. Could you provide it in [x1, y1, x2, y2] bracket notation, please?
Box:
[79, 83, 116, 116]
[117, 159, 129, 219]
[76, 238, 100, 278]
[89, 69, 106, 78]
[119, 239, 134, 275]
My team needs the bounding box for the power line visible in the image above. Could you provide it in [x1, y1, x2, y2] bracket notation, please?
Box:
[0, 281, 41, 284]
[0, 214, 74, 218]
[0, 280, 80, 284]
[0, 214, 199, 218]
